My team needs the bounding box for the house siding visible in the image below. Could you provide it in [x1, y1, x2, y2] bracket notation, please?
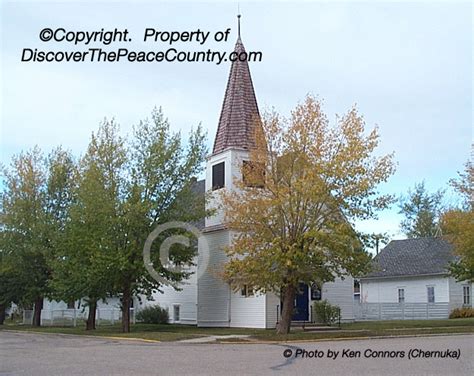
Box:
[448, 277, 463, 311]
[42, 297, 121, 311]
[322, 276, 354, 322]
[448, 278, 473, 311]
[360, 275, 450, 303]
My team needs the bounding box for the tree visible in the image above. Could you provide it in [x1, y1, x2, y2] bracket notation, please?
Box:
[0, 147, 77, 326]
[359, 232, 390, 255]
[114, 108, 207, 333]
[49, 121, 125, 330]
[398, 181, 445, 238]
[49, 109, 207, 333]
[0, 148, 49, 326]
[441, 156, 473, 282]
[1, 109, 207, 331]
[221, 95, 396, 334]
[0, 251, 26, 325]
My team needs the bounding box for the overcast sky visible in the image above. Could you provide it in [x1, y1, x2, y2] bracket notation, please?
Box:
[1, 0, 472, 243]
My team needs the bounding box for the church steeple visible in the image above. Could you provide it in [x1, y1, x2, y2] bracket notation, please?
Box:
[212, 15, 262, 155]
[237, 13, 241, 39]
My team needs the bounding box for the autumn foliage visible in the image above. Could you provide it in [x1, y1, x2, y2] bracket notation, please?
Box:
[221, 95, 396, 334]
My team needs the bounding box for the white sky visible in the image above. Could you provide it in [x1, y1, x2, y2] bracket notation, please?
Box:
[1, 0, 472, 244]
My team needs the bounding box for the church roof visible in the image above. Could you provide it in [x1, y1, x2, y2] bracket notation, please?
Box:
[212, 33, 263, 155]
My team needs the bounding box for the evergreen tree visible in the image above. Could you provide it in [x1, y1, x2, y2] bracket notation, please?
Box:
[398, 181, 445, 238]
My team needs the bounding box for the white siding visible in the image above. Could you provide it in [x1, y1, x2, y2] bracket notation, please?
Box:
[205, 152, 229, 227]
[321, 276, 354, 322]
[43, 297, 121, 310]
[448, 278, 473, 311]
[205, 149, 250, 228]
[265, 292, 280, 328]
[145, 262, 198, 324]
[229, 291, 266, 328]
[197, 230, 231, 326]
[41, 297, 122, 325]
[360, 275, 449, 304]
[42, 299, 69, 310]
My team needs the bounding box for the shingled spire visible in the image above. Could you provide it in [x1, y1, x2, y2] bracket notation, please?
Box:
[212, 16, 263, 155]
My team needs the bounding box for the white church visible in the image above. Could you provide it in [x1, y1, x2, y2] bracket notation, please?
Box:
[143, 26, 355, 329]
[39, 23, 355, 328]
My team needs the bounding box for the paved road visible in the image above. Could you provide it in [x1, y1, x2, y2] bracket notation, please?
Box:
[0, 331, 472, 375]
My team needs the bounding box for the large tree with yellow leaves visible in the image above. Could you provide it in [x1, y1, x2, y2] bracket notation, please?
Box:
[442, 155, 474, 282]
[221, 95, 396, 334]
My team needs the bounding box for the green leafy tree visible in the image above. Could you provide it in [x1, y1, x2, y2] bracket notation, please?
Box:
[398, 181, 445, 238]
[0, 148, 49, 326]
[49, 121, 125, 330]
[0, 251, 26, 324]
[2, 109, 207, 332]
[359, 232, 391, 255]
[0, 147, 77, 326]
[114, 108, 207, 332]
[221, 95, 396, 334]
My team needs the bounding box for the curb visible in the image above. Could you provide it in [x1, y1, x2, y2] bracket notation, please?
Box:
[2, 329, 472, 345]
[0, 330, 161, 343]
[218, 332, 474, 345]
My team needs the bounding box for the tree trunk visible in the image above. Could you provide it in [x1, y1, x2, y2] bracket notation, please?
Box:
[276, 285, 296, 335]
[32, 297, 43, 327]
[121, 284, 131, 333]
[0, 304, 6, 325]
[86, 300, 97, 330]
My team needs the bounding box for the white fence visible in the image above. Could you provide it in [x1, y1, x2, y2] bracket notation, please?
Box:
[23, 308, 136, 327]
[354, 302, 450, 321]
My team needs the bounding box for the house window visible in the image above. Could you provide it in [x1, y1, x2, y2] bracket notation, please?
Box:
[311, 284, 322, 301]
[242, 160, 265, 188]
[67, 300, 75, 309]
[241, 285, 253, 297]
[398, 288, 405, 303]
[463, 285, 471, 306]
[353, 280, 360, 294]
[212, 162, 225, 190]
[173, 304, 180, 322]
[427, 286, 435, 303]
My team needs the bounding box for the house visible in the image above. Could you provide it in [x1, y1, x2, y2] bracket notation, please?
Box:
[359, 237, 472, 319]
[147, 19, 355, 328]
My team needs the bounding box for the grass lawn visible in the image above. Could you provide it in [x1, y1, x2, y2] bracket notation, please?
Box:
[0, 322, 267, 342]
[1, 318, 473, 342]
[250, 318, 474, 342]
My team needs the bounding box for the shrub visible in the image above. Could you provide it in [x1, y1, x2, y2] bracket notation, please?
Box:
[136, 305, 169, 324]
[313, 300, 341, 325]
[449, 307, 474, 319]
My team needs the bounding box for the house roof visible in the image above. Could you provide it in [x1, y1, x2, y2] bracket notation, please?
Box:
[212, 35, 263, 155]
[362, 237, 455, 279]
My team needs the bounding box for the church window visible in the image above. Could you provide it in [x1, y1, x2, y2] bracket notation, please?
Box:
[212, 162, 225, 190]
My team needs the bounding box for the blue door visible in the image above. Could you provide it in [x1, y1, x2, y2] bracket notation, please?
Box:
[292, 283, 309, 321]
